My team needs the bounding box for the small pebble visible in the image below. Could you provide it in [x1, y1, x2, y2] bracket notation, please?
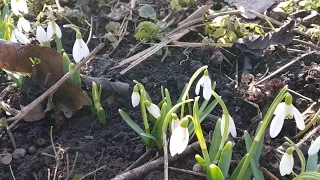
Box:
[193, 163, 203, 172]
[12, 148, 26, 159]
[28, 145, 37, 154]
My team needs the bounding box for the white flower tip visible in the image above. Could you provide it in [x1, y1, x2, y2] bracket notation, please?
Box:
[147, 104, 160, 119]
[131, 92, 140, 107]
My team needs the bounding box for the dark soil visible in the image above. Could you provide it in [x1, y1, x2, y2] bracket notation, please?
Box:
[1, 1, 319, 180]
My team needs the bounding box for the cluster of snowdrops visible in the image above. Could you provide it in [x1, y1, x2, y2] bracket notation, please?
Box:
[121, 66, 320, 179]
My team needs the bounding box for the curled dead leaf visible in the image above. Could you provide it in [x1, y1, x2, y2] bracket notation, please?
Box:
[0, 40, 90, 119]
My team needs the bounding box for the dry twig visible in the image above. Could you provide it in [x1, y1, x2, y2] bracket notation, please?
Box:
[168, 166, 206, 178]
[112, 142, 200, 180]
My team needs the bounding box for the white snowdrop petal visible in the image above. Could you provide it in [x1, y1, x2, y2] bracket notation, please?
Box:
[279, 153, 294, 176]
[36, 26, 49, 43]
[171, 118, 180, 133]
[169, 127, 182, 156]
[79, 39, 90, 57]
[47, 22, 54, 39]
[274, 102, 285, 115]
[18, 0, 28, 14]
[13, 29, 29, 44]
[11, 32, 17, 42]
[308, 136, 320, 156]
[11, 0, 19, 16]
[203, 76, 212, 100]
[54, 23, 62, 38]
[17, 18, 23, 32]
[292, 106, 305, 130]
[21, 18, 30, 32]
[228, 115, 237, 137]
[195, 76, 204, 95]
[177, 127, 189, 154]
[220, 115, 229, 137]
[131, 92, 140, 107]
[73, 39, 83, 63]
[147, 103, 160, 119]
[270, 112, 286, 138]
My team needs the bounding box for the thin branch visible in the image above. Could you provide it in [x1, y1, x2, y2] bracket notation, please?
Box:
[168, 167, 206, 178]
[112, 142, 200, 180]
[163, 131, 168, 180]
[255, 51, 316, 85]
[7, 43, 105, 129]
[82, 165, 107, 179]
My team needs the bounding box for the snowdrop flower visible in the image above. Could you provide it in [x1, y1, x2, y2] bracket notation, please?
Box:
[171, 113, 180, 133]
[145, 100, 160, 119]
[195, 70, 212, 100]
[131, 85, 140, 107]
[12, 28, 29, 44]
[279, 148, 294, 176]
[11, 0, 28, 16]
[36, 23, 50, 43]
[72, 32, 90, 63]
[17, 15, 30, 32]
[270, 93, 305, 138]
[220, 114, 237, 138]
[170, 117, 189, 156]
[308, 136, 320, 156]
[47, 20, 62, 39]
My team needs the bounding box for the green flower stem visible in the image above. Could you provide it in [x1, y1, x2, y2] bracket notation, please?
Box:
[237, 86, 287, 179]
[189, 96, 210, 179]
[285, 137, 306, 174]
[140, 89, 150, 135]
[211, 91, 229, 161]
[180, 65, 208, 119]
[162, 99, 194, 132]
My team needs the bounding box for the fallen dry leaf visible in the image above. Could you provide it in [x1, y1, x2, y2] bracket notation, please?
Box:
[0, 40, 90, 119]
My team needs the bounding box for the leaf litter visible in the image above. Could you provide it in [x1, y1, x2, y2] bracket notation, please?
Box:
[0, 40, 90, 121]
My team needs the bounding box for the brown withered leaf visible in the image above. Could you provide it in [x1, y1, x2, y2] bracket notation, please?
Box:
[0, 40, 90, 119]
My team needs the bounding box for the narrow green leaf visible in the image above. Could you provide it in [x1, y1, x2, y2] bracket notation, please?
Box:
[189, 99, 218, 136]
[255, 122, 264, 158]
[141, 132, 156, 140]
[97, 107, 107, 125]
[165, 89, 172, 111]
[63, 52, 71, 75]
[230, 154, 252, 180]
[118, 109, 148, 144]
[209, 164, 224, 180]
[209, 119, 222, 161]
[306, 147, 319, 172]
[218, 141, 232, 179]
[244, 131, 264, 180]
[157, 102, 167, 144]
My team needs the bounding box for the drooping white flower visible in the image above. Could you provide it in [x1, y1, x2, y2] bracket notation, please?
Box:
[17, 15, 30, 32]
[72, 32, 90, 63]
[171, 113, 180, 133]
[12, 29, 29, 44]
[145, 101, 160, 119]
[47, 20, 62, 39]
[279, 149, 294, 176]
[220, 114, 237, 138]
[131, 85, 140, 107]
[36, 24, 50, 43]
[195, 70, 212, 100]
[308, 136, 320, 156]
[170, 117, 189, 156]
[11, 0, 28, 16]
[270, 93, 305, 138]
